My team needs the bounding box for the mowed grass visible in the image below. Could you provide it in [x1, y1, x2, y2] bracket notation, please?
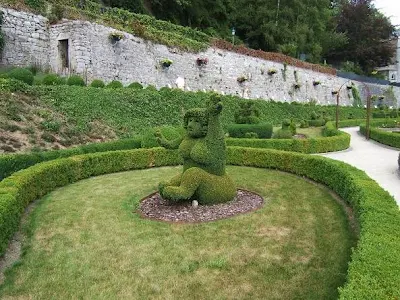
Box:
[0, 166, 356, 299]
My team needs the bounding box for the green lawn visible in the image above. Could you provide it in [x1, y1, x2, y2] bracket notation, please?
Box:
[0, 166, 356, 299]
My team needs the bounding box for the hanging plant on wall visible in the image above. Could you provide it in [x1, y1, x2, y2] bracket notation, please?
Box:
[237, 75, 248, 83]
[109, 32, 124, 43]
[312, 80, 320, 86]
[160, 58, 173, 68]
[293, 83, 301, 90]
[196, 57, 208, 67]
[267, 68, 277, 75]
[332, 90, 338, 95]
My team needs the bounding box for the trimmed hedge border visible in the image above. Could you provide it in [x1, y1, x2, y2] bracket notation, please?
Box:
[0, 121, 350, 181]
[359, 119, 400, 148]
[226, 121, 350, 153]
[0, 137, 142, 181]
[0, 148, 399, 299]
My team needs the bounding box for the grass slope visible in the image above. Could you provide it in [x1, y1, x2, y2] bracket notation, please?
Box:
[0, 166, 356, 299]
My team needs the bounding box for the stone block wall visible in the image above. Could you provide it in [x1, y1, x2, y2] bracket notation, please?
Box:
[1, 7, 399, 108]
[0, 8, 49, 68]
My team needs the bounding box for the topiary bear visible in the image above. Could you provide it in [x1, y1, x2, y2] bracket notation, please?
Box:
[155, 93, 236, 205]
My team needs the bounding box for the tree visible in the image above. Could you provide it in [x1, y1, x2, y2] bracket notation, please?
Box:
[327, 0, 395, 74]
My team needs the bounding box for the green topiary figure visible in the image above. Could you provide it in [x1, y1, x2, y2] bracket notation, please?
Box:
[155, 93, 236, 205]
[234, 101, 261, 124]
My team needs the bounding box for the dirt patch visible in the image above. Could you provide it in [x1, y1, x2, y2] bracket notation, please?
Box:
[138, 189, 265, 223]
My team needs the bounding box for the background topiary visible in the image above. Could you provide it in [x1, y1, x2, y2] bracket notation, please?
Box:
[67, 75, 85, 86]
[90, 79, 105, 88]
[234, 100, 261, 124]
[7, 68, 34, 85]
[106, 80, 123, 89]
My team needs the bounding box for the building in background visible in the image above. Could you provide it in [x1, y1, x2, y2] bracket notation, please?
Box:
[376, 29, 400, 83]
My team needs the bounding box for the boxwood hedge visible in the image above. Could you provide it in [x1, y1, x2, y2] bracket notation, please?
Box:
[0, 137, 142, 181]
[226, 121, 350, 153]
[360, 119, 400, 149]
[0, 148, 398, 299]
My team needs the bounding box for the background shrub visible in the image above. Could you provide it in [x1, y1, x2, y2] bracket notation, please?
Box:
[244, 132, 258, 138]
[67, 75, 85, 86]
[273, 128, 293, 139]
[308, 119, 326, 127]
[7, 68, 34, 85]
[106, 80, 123, 89]
[42, 74, 65, 86]
[90, 79, 105, 88]
[300, 119, 309, 128]
[234, 101, 261, 124]
[227, 123, 273, 139]
[128, 82, 143, 89]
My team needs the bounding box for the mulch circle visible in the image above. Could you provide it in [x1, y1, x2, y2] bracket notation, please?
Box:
[138, 189, 265, 223]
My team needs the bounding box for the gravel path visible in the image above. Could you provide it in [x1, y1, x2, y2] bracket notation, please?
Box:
[318, 127, 400, 206]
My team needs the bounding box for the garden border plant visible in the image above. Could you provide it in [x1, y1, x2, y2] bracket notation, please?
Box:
[360, 119, 400, 148]
[0, 147, 398, 299]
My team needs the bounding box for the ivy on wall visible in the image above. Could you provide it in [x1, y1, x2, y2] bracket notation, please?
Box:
[0, 11, 4, 55]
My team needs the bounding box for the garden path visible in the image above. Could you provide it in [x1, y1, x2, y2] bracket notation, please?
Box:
[319, 127, 400, 207]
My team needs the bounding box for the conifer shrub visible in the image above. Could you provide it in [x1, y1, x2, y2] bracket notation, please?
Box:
[90, 79, 105, 88]
[67, 75, 85, 86]
[42, 74, 65, 86]
[7, 68, 34, 85]
[127, 82, 143, 89]
[227, 123, 273, 139]
[106, 80, 123, 89]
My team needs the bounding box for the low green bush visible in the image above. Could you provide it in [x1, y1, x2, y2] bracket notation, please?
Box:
[0, 137, 142, 181]
[141, 126, 185, 148]
[299, 119, 309, 128]
[273, 128, 292, 139]
[244, 132, 258, 138]
[106, 80, 123, 89]
[67, 75, 85, 86]
[308, 119, 326, 127]
[7, 68, 34, 85]
[42, 74, 65, 86]
[90, 79, 105, 88]
[127, 82, 143, 89]
[227, 123, 273, 139]
[0, 148, 398, 299]
[372, 111, 386, 118]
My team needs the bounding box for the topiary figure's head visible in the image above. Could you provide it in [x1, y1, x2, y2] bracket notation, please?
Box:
[183, 108, 208, 138]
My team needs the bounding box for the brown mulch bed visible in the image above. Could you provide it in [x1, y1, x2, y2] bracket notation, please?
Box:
[138, 189, 264, 223]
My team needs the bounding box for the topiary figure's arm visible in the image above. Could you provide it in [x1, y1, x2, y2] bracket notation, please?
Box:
[154, 130, 183, 149]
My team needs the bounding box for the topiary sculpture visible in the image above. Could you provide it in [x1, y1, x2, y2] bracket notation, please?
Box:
[155, 93, 236, 205]
[234, 101, 261, 124]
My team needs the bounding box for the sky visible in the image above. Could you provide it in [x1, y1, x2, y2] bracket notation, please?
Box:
[373, 0, 400, 28]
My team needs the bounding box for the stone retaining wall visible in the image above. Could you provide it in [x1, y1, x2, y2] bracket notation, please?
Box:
[1, 7, 399, 107]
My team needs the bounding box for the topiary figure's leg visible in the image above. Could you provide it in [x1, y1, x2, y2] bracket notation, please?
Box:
[161, 167, 206, 202]
[158, 174, 182, 198]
